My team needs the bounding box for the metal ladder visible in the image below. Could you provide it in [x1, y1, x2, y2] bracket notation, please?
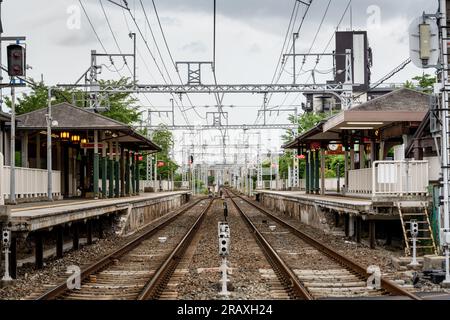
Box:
[397, 203, 438, 256]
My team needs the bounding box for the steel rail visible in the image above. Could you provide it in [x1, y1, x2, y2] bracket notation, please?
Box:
[138, 199, 214, 300]
[228, 189, 422, 300]
[36, 198, 207, 300]
[226, 190, 313, 300]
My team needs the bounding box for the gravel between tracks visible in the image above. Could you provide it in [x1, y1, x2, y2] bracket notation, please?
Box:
[177, 199, 280, 300]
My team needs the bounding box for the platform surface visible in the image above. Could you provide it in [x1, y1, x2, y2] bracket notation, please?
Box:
[6, 191, 190, 232]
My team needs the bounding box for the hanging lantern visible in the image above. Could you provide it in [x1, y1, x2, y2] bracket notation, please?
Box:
[60, 131, 70, 141]
[71, 135, 81, 143]
[80, 138, 88, 144]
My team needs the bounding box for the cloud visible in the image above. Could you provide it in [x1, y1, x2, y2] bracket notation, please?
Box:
[181, 41, 208, 53]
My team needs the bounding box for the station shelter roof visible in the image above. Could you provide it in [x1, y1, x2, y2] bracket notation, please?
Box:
[16, 102, 161, 152]
[284, 88, 430, 150]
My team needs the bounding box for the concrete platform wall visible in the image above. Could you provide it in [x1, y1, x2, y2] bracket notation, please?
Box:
[260, 193, 331, 231]
[119, 193, 188, 235]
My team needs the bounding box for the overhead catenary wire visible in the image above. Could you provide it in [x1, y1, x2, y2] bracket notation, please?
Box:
[256, 0, 313, 125]
[123, 1, 192, 125]
[276, 0, 333, 111]
[290, 0, 352, 106]
[150, 0, 205, 121]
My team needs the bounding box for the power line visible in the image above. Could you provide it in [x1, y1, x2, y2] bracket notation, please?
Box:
[150, 0, 205, 121]
[79, 0, 108, 54]
[290, 0, 352, 106]
[139, 0, 174, 84]
[277, 0, 332, 109]
[123, 1, 192, 125]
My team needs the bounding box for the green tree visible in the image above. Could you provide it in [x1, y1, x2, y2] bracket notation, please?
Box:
[5, 78, 140, 125]
[404, 74, 436, 93]
[278, 112, 331, 179]
[149, 125, 179, 180]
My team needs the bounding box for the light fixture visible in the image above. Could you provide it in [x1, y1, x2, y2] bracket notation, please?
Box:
[347, 122, 384, 126]
[60, 131, 70, 141]
[339, 127, 374, 130]
[81, 138, 88, 144]
[71, 135, 81, 143]
[112, 132, 119, 138]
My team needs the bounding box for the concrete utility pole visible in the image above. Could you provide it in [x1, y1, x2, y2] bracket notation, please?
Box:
[8, 83, 15, 202]
[47, 87, 53, 201]
[439, 0, 450, 286]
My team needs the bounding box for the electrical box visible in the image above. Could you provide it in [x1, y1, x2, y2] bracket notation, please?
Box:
[444, 230, 450, 246]
[419, 23, 431, 63]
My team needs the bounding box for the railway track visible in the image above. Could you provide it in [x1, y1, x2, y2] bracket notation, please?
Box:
[225, 189, 421, 300]
[36, 198, 213, 300]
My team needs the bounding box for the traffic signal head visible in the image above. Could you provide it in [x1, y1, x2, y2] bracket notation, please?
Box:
[2, 230, 11, 246]
[410, 220, 419, 237]
[219, 233, 229, 256]
[7, 44, 26, 77]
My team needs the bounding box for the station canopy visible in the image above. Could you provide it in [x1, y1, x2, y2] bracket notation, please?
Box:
[284, 88, 430, 149]
[16, 102, 161, 152]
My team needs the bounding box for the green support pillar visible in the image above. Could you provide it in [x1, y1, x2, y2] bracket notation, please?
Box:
[131, 152, 136, 195]
[305, 151, 310, 194]
[135, 152, 140, 195]
[115, 160, 120, 197]
[120, 150, 125, 197]
[93, 131, 99, 199]
[309, 151, 314, 194]
[315, 149, 320, 194]
[101, 156, 107, 198]
[125, 151, 130, 196]
[108, 158, 114, 198]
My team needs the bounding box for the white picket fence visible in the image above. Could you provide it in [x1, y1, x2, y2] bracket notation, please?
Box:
[0, 153, 61, 203]
[347, 160, 429, 197]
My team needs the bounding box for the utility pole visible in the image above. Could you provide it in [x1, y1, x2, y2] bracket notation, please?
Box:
[47, 87, 53, 201]
[130, 32, 136, 86]
[292, 32, 299, 85]
[0, 0, 3, 112]
[439, 0, 450, 286]
[9, 83, 14, 202]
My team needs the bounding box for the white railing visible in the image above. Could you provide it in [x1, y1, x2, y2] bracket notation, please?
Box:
[347, 160, 429, 197]
[1, 165, 61, 201]
[348, 168, 372, 195]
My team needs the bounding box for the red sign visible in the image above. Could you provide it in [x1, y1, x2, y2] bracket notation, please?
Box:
[81, 143, 104, 149]
[157, 161, 165, 168]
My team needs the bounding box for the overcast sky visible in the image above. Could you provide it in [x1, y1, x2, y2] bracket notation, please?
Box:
[0, 0, 439, 163]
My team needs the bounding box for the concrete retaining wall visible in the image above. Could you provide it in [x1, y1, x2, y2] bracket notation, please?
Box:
[259, 193, 331, 231]
[119, 193, 188, 236]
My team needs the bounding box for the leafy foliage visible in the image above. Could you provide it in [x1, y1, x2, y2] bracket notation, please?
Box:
[404, 74, 436, 94]
[149, 125, 179, 180]
[5, 78, 140, 125]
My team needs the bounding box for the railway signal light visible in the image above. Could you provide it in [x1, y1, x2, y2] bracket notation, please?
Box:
[219, 233, 229, 256]
[218, 222, 230, 257]
[7, 44, 26, 77]
[2, 229, 11, 247]
[410, 220, 419, 238]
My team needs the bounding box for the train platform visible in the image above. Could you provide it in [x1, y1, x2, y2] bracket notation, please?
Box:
[4, 191, 191, 232]
[255, 190, 374, 215]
